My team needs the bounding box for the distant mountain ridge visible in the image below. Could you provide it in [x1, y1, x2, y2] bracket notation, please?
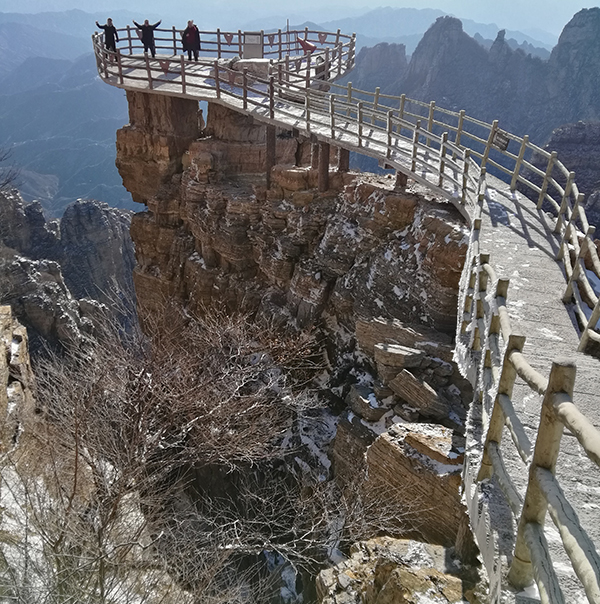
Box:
[321, 6, 555, 55]
[346, 9, 600, 147]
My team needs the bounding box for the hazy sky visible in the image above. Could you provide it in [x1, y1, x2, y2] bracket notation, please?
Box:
[0, 0, 596, 36]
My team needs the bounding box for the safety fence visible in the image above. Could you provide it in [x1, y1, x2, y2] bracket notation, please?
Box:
[457, 177, 600, 603]
[92, 29, 600, 601]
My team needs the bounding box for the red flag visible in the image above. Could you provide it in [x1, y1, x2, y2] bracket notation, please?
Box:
[224, 33, 234, 45]
[158, 59, 170, 74]
[318, 32, 328, 44]
[268, 33, 275, 46]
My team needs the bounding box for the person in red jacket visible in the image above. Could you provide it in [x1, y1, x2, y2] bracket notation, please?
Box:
[133, 19, 161, 57]
[96, 18, 119, 52]
[182, 20, 200, 61]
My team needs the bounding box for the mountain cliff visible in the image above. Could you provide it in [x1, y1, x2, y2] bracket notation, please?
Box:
[348, 9, 600, 145]
[0, 190, 135, 350]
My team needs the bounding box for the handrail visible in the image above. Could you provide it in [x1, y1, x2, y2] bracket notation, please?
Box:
[92, 26, 600, 602]
[93, 28, 600, 352]
[459, 180, 600, 602]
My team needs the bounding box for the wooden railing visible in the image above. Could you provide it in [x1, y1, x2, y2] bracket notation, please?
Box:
[457, 176, 600, 603]
[92, 31, 600, 351]
[93, 29, 600, 600]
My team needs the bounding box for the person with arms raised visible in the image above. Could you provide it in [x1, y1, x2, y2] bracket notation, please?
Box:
[133, 19, 162, 57]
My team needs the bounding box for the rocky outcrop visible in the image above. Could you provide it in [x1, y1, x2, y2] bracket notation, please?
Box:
[60, 199, 136, 312]
[316, 537, 483, 604]
[0, 190, 136, 349]
[116, 91, 200, 204]
[128, 100, 468, 336]
[117, 94, 478, 573]
[350, 43, 408, 93]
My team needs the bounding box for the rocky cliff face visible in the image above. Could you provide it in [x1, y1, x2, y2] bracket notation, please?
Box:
[117, 93, 479, 565]
[126, 100, 468, 337]
[350, 9, 600, 145]
[0, 190, 136, 350]
[533, 121, 600, 229]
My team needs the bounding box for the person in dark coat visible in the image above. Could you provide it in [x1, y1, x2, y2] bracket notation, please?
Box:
[181, 20, 200, 61]
[96, 18, 118, 52]
[133, 19, 162, 57]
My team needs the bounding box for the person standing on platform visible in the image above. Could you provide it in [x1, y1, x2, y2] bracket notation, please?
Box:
[96, 18, 119, 52]
[133, 19, 162, 57]
[182, 20, 201, 61]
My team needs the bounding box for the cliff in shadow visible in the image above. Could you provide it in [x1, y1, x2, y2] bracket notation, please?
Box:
[0, 190, 136, 351]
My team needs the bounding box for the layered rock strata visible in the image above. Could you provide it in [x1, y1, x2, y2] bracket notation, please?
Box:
[117, 94, 477, 569]
[123, 97, 468, 336]
[0, 306, 35, 451]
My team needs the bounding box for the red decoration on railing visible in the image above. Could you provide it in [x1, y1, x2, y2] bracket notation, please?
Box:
[158, 60, 170, 74]
[224, 33, 234, 45]
[228, 71, 236, 86]
[318, 32, 328, 44]
[297, 37, 316, 54]
[268, 33, 275, 46]
[295, 58, 302, 72]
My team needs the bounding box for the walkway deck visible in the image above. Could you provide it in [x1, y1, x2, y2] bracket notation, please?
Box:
[94, 36, 600, 602]
[476, 174, 600, 602]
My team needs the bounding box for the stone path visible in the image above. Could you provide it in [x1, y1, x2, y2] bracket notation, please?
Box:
[478, 174, 600, 603]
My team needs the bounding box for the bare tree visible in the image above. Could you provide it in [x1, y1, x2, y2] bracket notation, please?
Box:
[0, 306, 422, 603]
[0, 147, 19, 191]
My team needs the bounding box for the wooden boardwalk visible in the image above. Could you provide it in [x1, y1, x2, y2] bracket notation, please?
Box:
[474, 174, 600, 602]
[93, 31, 600, 602]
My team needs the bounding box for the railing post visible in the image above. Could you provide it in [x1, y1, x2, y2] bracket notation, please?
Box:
[537, 151, 557, 209]
[386, 110, 393, 159]
[144, 53, 153, 89]
[278, 29, 282, 60]
[462, 149, 471, 204]
[438, 132, 448, 187]
[213, 60, 220, 98]
[426, 100, 435, 147]
[411, 120, 421, 172]
[508, 360, 577, 590]
[371, 87, 380, 125]
[579, 296, 600, 353]
[357, 101, 363, 147]
[337, 41, 343, 76]
[285, 55, 290, 85]
[116, 49, 124, 84]
[305, 53, 312, 89]
[127, 25, 133, 54]
[562, 225, 594, 302]
[554, 171, 575, 234]
[481, 120, 498, 170]
[242, 69, 248, 109]
[269, 76, 275, 119]
[511, 135, 529, 191]
[477, 329, 523, 481]
[217, 28, 222, 58]
[238, 30, 243, 58]
[172, 26, 177, 55]
[455, 109, 465, 145]
[305, 92, 311, 133]
[557, 193, 584, 261]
